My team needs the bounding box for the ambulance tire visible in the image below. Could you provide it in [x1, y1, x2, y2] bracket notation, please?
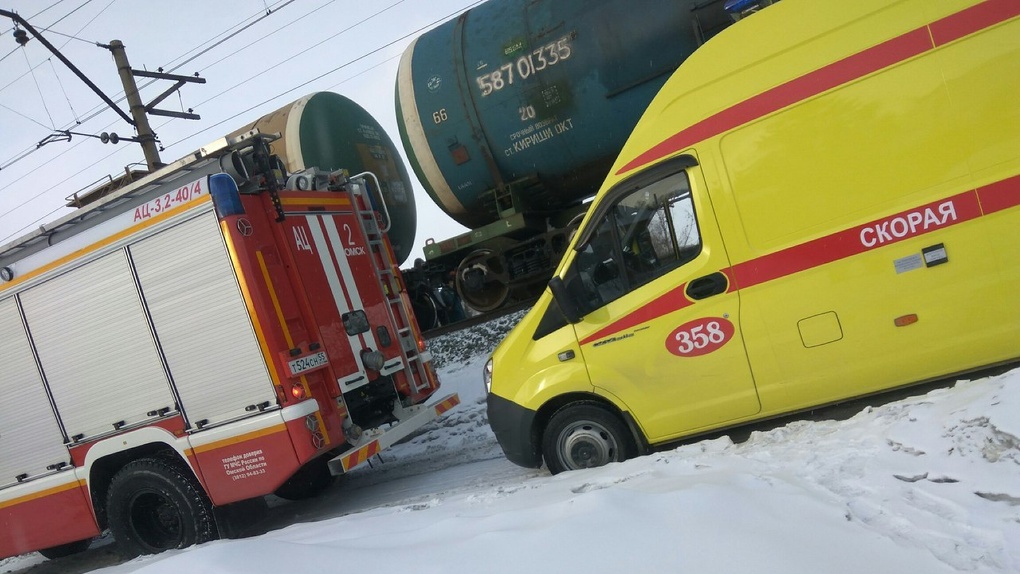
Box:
[106, 457, 217, 558]
[38, 538, 92, 560]
[543, 402, 637, 474]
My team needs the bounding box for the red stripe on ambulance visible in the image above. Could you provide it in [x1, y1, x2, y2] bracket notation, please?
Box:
[616, 0, 1020, 175]
[580, 177, 1015, 347]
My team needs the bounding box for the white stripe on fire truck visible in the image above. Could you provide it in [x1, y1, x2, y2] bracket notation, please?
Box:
[321, 216, 379, 352]
[305, 215, 362, 365]
[304, 216, 378, 378]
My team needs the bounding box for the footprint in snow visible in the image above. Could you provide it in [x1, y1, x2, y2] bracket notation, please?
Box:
[892, 472, 959, 484]
[974, 492, 1020, 506]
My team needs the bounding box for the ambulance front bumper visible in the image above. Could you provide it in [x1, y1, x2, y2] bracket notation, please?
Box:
[487, 393, 542, 468]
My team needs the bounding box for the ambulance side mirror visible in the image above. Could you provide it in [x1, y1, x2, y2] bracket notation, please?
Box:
[549, 276, 582, 324]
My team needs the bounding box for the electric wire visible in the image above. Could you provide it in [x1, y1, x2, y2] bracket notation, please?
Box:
[49, 56, 80, 122]
[0, 0, 290, 172]
[0, 0, 334, 177]
[21, 47, 56, 128]
[0, 0, 303, 234]
[36, 23, 102, 45]
[0, 0, 73, 36]
[0, 0, 115, 96]
[169, 0, 408, 119]
[155, 0, 294, 74]
[0, 1, 481, 243]
[161, 0, 296, 75]
[0, 101, 51, 129]
[191, 0, 337, 73]
[0, 45, 20, 67]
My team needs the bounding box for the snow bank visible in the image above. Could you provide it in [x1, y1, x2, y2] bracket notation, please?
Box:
[91, 368, 1020, 574]
[3, 312, 1017, 573]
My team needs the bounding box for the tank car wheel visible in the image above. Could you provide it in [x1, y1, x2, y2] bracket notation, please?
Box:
[542, 402, 637, 474]
[456, 249, 510, 312]
[106, 457, 216, 557]
[411, 289, 440, 330]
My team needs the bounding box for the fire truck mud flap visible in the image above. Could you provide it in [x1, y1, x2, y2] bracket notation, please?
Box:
[327, 393, 460, 475]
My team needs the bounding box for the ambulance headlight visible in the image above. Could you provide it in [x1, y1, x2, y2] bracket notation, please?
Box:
[483, 358, 493, 394]
[361, 349, 386, 372]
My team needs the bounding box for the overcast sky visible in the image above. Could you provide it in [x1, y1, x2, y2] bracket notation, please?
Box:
[0, 0, 476, 262]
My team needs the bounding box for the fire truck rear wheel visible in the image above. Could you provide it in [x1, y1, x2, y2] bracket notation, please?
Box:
[38, 538, 92, 560]
[542, 402, 637, 475]
[273, 455, 335, 500]
[106, 457, 217, 557]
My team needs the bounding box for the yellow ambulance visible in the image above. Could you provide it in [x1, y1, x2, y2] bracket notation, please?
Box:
[484, 0, 1020, 473]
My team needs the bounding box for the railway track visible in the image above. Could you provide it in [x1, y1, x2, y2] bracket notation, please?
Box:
[422, 299, 535, 339]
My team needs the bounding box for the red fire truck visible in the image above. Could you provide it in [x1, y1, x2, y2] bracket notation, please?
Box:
[0, 130, 458, 559]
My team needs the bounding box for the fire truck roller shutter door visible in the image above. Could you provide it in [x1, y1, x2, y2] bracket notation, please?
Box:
[129, 212, 276, 427]
[0, 298, 68, 485]
[19, 250, 174, 441]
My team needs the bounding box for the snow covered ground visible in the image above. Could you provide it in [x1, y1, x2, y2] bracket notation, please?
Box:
[3, 315, 1018, 573]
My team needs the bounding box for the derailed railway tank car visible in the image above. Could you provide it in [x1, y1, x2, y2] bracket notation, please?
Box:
[396, 0, 734, 321]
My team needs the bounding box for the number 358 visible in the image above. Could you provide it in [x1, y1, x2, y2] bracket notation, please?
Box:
[666, 317, 734, 357]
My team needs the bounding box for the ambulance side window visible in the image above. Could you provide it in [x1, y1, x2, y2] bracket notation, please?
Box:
[566, 170, 701, 312]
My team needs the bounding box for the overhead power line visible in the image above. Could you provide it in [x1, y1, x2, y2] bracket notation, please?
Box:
[161, 0, 297, 75]
[167, 0, 409, 122]
[0, 1, 481, 244]
[0, 0, 292, 172]
[0, 0, 73, 36]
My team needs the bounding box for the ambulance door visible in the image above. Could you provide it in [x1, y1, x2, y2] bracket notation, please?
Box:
[564, 157, 760, 443]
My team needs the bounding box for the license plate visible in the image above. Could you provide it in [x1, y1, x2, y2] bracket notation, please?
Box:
[288, 351, 329, 376]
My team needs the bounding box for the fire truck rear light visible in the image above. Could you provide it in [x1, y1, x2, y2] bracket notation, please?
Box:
[209, 173, 245, 218]
[291, 385, 307, 400]
[417, 335, 426, 352]
[377, 326, 392, 347]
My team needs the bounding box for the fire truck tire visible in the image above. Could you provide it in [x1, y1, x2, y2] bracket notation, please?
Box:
[38, 538, 92, 560]
[542, 402, 637, 475]
[106, 457, 217, 557]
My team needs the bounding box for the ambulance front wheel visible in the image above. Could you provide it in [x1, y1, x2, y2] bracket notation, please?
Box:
[542, 402, 637, 474]
[106, 457, 217, 557]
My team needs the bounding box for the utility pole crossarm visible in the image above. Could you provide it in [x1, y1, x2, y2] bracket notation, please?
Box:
[131, 69, 206, 84]
[139, 70, 206, 121]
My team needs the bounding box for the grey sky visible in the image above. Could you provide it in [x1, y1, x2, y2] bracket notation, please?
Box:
[0, 0, 476, 262]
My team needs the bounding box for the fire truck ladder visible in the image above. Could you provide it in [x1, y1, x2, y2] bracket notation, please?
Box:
[348, 173, 432, 395]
